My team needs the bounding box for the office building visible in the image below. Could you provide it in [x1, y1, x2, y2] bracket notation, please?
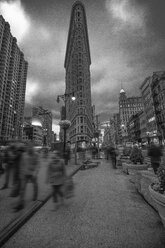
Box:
[23, 125, 43, 146]
[64, 1, 93, 147]
[140, 77, 158, 143]
[0, 15, 28, 142]
[127, 111, 147, 143]
[119, 88, 144, 142]
[32, 106, 52, 146]
[151, 71, 165, 143]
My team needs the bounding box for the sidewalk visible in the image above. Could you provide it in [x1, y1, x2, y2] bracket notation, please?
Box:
[0, 154, 81, 244]
[2, 160, 165, 248]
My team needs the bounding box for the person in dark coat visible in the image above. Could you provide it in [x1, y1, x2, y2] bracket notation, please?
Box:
[47, 150, 66, 210]
[1, 145, 15, 189]
[148, 142, 163, 174]
[10, 143, 25, 197]
[109, 146, 118, 169]
[13, 142, 39, 211]
[64, 144, 71, 165]
[0, 148, 5, 175]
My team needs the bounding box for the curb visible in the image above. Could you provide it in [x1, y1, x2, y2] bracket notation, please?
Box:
[0, 164, 83, 247]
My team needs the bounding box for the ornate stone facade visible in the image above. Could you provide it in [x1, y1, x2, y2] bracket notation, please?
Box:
[119, 88, 144, 142]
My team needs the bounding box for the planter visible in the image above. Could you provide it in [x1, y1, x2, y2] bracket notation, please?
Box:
[122, 162, 149, 175]
[149, 185, 165, 228]
[136, 171, 158, 210]
[59, 120, 71, 129]
[80, 162, 99, 170]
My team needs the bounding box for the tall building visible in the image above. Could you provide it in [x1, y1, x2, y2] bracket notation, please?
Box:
[23, 115, 43, 145]
[127, 111, 147, 143]
[151, 71, 165, 143]
[112, 113, 121, 144]
[32, 106, 52, 146]
[64, 1, 93, 147]
[0, 15, 28, 142]
[103, 125, 111, 147]
[119, 88, 144, 142]
[140, 77, 158, 143]
[23, 125, 43, 146]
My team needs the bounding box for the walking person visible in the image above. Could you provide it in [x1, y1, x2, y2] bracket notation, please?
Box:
[1, 144, 15, 190]
[0, 147, 5, 176]
[47, 150, 66, 211]
[13, 142, 39, 211]
[10, 142, 25, 197]
[148, 142, 163, 174]
[109, 146, 118, 169]
[64, 144, 70, 166]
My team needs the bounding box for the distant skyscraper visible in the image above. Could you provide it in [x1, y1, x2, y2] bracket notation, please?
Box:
[151, 71, 165, 142]
[140, 76, 158, 142]
[0, 15, 28, 141]
[64, 1, 93, 147]
[119, 88, 144, 141]
[32, 106, 52, 146]
[113, 113, 120, 144]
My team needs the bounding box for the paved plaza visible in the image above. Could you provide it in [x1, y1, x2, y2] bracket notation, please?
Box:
[2, 160, 165, 248]
[0, 154, 78, 235]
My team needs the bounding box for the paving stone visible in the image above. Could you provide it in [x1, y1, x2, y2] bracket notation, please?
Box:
[2, 160, 165, 248]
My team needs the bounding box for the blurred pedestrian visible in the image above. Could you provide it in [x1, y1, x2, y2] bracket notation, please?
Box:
[104, 147, 109, 160]
[10, 142, 25, 197]
[1, 144, 15, 190]
[109, 146, 118, 169]
[0, 147, 5, 176]
[13, 142, 39, 211]
[148, 142, 163, 174]
[46, 150, 66, 210]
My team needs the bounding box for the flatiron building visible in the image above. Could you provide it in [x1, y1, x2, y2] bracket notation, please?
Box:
[64, 1, 93, 146]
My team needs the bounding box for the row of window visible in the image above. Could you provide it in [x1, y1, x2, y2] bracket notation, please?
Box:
[70, 125, 91, 137]
[121, 108, 142, 115]
[155, 91, 165, 103]
[120, 103, 143, 108]
[157, 113, 165, 123]
[71, 135, 89, 143]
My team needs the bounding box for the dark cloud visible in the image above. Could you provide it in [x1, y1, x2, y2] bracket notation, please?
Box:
[2, 0, 165, 131]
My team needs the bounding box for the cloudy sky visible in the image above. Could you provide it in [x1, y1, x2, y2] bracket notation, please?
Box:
[0, 0, 165, 133]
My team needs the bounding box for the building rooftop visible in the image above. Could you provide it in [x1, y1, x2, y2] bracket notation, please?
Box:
[120, 88, 125, 93]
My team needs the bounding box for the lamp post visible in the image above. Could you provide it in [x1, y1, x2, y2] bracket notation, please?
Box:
[57, 92, 75, 159]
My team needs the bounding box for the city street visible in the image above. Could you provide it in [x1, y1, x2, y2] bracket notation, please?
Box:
[2, 159, 165, 248]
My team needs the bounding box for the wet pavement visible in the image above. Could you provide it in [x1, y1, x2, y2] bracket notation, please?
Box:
[2, 160, 165, 248]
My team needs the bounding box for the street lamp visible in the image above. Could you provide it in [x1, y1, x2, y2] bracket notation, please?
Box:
[57, 92, 76, 160]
